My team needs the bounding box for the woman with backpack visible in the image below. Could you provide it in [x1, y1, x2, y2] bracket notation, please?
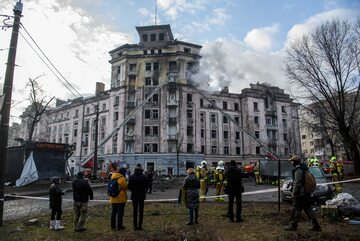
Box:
[109, 167, 128, 230]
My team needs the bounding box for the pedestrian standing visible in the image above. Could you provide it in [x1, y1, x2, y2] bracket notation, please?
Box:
[49, 176, 65, 230]
[145, 168, 154, 194]
[225, 160, 244, 222]
[182, 168, 200, 225]
[285, 156, 321, 231]
[72, 171, 93, 232]
[128, 164, 148, 231]
[109, 167, 128, 230]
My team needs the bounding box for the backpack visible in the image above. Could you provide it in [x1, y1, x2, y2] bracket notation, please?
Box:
[107, 178, 121, 197]
[304, 171, 316, 194]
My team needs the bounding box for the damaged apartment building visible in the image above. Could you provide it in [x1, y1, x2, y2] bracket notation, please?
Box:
[18, 24, 301, 175]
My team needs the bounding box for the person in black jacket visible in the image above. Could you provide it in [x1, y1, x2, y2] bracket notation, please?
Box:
[285, 156, 321, 231]
[128, 164, 148, 231]
[49, 176, 65, 230]
[225, 160, 244, 222]
[72, 172, 93, 232]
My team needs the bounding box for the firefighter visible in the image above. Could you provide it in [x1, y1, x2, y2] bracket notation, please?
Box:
[209, 164, 216, 188]
[253, 161, 262, 185]
[196, 160, 209, 202]
[214, 160, 226, 201]
[330, 156, 343, 193]
[312, 157, 320, 167]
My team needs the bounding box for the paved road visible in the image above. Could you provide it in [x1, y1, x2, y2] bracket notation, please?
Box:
[3, 176, 360, 222]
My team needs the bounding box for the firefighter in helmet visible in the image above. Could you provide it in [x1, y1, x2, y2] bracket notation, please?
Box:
[253, 161, 262, 185]
[214, 160, 226, 201]
[330, 155, 344, 193]
[196, 160, 209, 202]
[312, 157, 320, 167]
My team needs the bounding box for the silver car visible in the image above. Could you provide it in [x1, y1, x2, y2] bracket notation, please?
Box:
[281, 166, 334, 203]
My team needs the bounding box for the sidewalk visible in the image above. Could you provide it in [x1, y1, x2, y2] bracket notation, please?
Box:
[4, 180, 107, 198]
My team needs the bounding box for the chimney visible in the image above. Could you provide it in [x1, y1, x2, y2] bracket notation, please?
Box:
[95, 82, 105, 95]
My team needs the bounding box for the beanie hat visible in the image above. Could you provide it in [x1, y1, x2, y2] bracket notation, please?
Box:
[230, 160, 237, 167]
[135, 163, 143, 171]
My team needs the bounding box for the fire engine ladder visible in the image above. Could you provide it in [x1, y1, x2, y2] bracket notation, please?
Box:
[190, 85, 279, 160]
[81, 80, 169, 166]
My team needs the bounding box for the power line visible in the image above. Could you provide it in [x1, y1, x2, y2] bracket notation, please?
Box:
[19, 23, 84, 99]
[18, 30, 79, 98]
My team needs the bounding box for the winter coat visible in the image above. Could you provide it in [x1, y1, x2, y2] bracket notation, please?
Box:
[182, 173, 200, 209]
[49, 183, 63, 209]
[292, 163, 308, 197]
[127, 168, 148, 201]
[109, 173, 127, 204]
[72, 177, 94, 203]
[225, 165, 244, 195]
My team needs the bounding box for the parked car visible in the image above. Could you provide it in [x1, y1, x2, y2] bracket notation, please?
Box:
[281, 166, 334, 204]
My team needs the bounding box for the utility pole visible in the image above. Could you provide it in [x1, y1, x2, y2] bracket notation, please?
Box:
[0, 0, 23, 226]
[92, 105, 99, 179]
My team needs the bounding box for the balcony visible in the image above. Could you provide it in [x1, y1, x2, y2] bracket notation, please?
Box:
[128, 70, 137, 76]
[127, 117, 136, 125]
[127, 101, 136, 108]
[167, 82, 177, 90]
[127, 85, 136, 93]
[168, 117, 177, 124]
[125, 135, 135, 141]
[167, 135, 177, 141]
[265, 110, 277, 116]
[265, 125, 278, 130]
[167, 99, 178, 106]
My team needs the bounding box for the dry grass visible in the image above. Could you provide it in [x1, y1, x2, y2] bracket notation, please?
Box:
[1, 202, 360, 241]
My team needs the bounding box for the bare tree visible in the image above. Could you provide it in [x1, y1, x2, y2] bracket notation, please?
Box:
[25, 76, 54, 141]
[286, 19, 360, 175]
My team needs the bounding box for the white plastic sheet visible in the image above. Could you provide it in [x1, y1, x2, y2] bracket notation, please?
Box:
[16, 152, 39, 187]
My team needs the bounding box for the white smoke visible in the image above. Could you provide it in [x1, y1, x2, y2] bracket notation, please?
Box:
[192, 37, 289, 94]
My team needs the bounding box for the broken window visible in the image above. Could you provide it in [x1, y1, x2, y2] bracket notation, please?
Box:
[159, 32, 164, 41]
[145, 77, 152, 86]
[142, 34, 148, 42]
[223, 131, 229, 140]
[234, 103, 239, 111]
[211, 130, 217, 138]
[150, 33, 156, 41]
[211, 114, 217, 123]
[187, 144, 193, 153]
[169, 61, 177, 72]
[212, 146, 217, 154]
[187, 126, 193, 136]
[254, 102, 259, 111]
[187, 109, 193, 119]
[223, 101, 228, 110]
[224, 146, 229, 155]
[223, 116, 229, 124]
